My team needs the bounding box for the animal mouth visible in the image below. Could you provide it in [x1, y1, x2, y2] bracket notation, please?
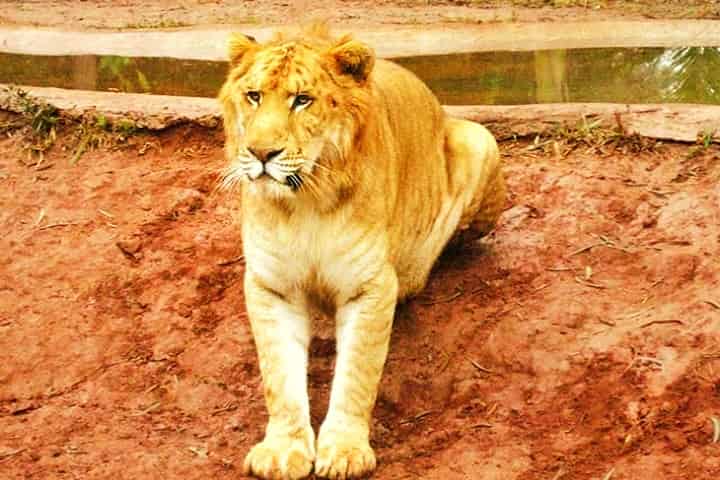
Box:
[241, 155, 307, 192]
[247, 169, 303, 191]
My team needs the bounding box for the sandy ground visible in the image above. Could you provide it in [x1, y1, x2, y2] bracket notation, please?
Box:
[0, 0, 718, 30]
[1, 112, 719, 479]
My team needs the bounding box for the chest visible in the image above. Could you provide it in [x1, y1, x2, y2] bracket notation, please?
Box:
[241, 210, 387, 303]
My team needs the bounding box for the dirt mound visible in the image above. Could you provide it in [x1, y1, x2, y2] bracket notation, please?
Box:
[1, 118, 719, 479]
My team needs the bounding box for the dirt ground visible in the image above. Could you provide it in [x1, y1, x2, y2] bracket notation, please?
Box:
[1, 109, 719, 479]
[2, 1, 720, 479]
[0, 0, 718, 30]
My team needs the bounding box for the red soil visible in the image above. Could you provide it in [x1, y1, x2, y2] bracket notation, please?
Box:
[1, 119, 719, 479]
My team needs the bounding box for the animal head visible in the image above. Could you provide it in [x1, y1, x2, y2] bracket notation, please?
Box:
[218, 26, 375, 202]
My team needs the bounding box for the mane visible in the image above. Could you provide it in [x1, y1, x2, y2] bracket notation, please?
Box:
[269, 22, 341, 50]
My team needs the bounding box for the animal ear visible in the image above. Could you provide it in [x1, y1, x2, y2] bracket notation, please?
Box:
[328, 37, 375, 83]
[228, 33, 258, 65]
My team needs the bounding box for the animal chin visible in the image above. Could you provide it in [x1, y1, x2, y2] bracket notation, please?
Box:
[246, 176, 292, 200]
[245, 168, 301, 198]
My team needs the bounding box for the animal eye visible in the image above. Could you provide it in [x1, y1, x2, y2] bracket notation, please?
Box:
[292, 94, 313, 110]
[246, 91, 262, 104]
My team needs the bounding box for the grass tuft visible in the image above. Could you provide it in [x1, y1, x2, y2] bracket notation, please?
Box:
[520, 114, 661, 158]
[1, 87, 144, 165]
[2, 86, 61, 159]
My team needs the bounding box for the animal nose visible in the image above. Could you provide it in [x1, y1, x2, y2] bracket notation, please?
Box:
[248, 147, 284, 163]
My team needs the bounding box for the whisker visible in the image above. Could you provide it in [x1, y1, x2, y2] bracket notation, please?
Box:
[302, 171, 328, 201]
[216, 164, 246, 193]
[286, 173, 303, 190]
[298, 171, 321, 200]
[310, 162, 334, 174]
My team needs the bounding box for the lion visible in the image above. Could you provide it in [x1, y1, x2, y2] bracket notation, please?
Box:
[218, 25, 505, 480]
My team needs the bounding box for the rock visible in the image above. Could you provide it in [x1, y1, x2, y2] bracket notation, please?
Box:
[666, 431, 688, 451]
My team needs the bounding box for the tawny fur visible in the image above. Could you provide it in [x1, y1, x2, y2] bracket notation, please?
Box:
[218, 25, 505, 480]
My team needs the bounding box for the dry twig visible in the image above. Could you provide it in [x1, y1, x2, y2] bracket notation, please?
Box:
[640, 319, 684, 328]
[131, 401, 161, 416]
[574, 277, 607, 289]
[0, 448, 25, 461]
[400, 410, 434, 425]
[419, 289, 463, 305]
[711, 416, 720, 444]
[704, 300, 720, 310]
[469, 358, 496, 374]
[472, 423, 493, 429]
[567, 241, 604, 257]
[217, 255, 244, 266]
[37, 221, 81, 230]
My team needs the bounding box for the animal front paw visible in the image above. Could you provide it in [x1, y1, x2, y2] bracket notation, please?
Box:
[315, 425, 376, 479]
[243, 430, 315, 480]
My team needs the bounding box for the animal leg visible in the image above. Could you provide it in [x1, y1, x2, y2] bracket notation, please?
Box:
[315, 265, 398, 480]
[243, 273, 315, 480]
[444, 117, 505, 243]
